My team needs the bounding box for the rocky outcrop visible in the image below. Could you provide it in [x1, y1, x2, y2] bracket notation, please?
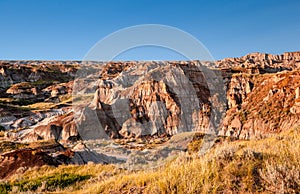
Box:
[216, 51, 300, 71]
[43, 81, 73, 99]
[5, 80, 73, 103]
[0, 140, 120, 179]
[220, 69, 300, 139]
[226, 75, 253, 109]
[69, 142, 120, 165]
[0, 148, 61, 179]
[0, 61, 77, 91]
[0, 109, 67, 130]
[6, 82, 38, 98]
[14, 112, 80, 143]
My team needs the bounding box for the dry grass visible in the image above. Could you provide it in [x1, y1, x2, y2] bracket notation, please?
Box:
[22, 94, 73, 110]
[0, 141, 27, 153]
[0, 98, 14, 103]
[1, 164, 119, 193]
[9, 163, 118, 182]
[83, 127, 300, 193]
[2, 127, 300, 193]
[24, 102, 56, 110]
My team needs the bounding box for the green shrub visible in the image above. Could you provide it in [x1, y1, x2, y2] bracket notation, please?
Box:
[45, 173, 91, 191]
[12, 173, 91, 192]
[0, 182, 12, 194]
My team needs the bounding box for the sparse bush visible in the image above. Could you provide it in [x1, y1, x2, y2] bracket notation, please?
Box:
[258, 128, 300, 193]
[0, 182, 11, 194]
[213, 143, 240, 161]
[260, 161, 300, 193]
[260, 159, 300, 193]
[187, 138, 203, 153]
[241, 149, 263, 160]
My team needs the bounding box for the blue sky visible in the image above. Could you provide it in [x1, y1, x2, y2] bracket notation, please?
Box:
[0, 0, 299, 60]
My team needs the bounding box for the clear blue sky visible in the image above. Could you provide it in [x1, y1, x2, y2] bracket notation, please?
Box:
[0, 0, 299, 60]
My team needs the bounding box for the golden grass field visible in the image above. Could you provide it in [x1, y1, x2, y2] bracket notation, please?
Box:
[1, 126, 299, 193]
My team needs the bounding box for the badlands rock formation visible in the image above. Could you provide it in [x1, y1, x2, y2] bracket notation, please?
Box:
[73, 61, 226, 140]
[1, 52, 300, 177]
[1, 51, 300, 142]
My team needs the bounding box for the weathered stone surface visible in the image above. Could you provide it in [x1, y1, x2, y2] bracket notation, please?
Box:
[221, 69, 300, 139]
[72, 61, 225, 139]
[69, 142, 120, 164]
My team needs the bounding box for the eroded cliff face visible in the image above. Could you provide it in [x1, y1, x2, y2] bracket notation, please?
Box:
[218, 51, 300, 139]
[74, 61, 225, 139]
[1, 51, 300, 143]
[72, 52, 300, 140]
